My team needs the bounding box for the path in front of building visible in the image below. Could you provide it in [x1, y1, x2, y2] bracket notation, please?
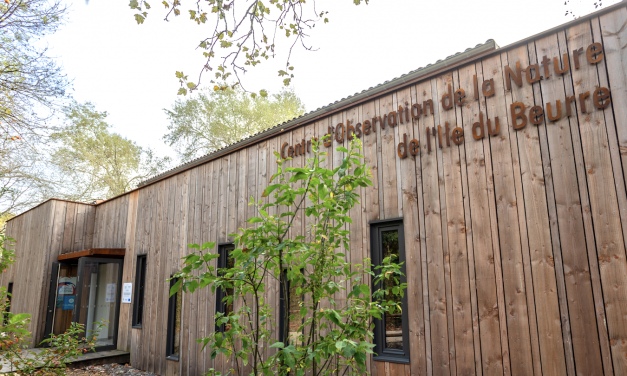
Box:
[68, 363, 159, 375]
[0, 348, 130, 374]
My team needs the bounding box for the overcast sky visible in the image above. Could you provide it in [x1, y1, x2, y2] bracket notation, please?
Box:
[45, 0, 619, 162]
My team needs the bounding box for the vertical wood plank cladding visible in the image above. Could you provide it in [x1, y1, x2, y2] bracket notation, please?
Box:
[567, 19, 627, 375]
[592, 15, 627, 281]
[397, 85, 428, 376]
[219, 157, 228, 243]
[416, 79, 451, 376]
[457, 63, 503, 376]
[501, 45, 546, 376]
[194, 165, 207, 376]
[378, 94, 399, 219]
[84, 205, 95, 250]
[600, 8, 627, 205]
[533, 33, 598, 376]
[480, 54, 535, 376]
[118, 191, 139, 352]
[201, 161, 216, 373]
[62, 203, 76, 253]
[429, 78, 458, 376]
[182, 168, 197, 376]
[435, 73, 476, 376]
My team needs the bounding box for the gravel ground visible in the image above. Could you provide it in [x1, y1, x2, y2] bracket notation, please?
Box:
[66, 363, 160, 376]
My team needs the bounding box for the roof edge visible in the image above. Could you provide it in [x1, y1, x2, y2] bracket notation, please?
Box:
[6, 198, 94, 223]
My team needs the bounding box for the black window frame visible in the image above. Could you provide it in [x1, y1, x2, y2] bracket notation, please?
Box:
[215, 243, 235, 333]
[370, 218, 410, 364]
[166, 276, 181, 361]
[278, 268, 305, 345]
[132, 254, 147, 328]
[6, 282, 13, 313]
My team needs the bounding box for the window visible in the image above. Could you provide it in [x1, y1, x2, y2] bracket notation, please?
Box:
[279, 269, 304, 345]
[370, 218, 409, 364]
[6, 282, 13, 313]
[215, 243, 235, 332]
[166, 277, 182, 361]
[132, 255, 147, 328]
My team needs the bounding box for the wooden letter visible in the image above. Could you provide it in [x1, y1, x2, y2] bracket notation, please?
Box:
[586, 42, 604, 64]
[530, 106, 544, 125]
[307, 139, 312, 153]
[347, 122, 355, 140]
[526, 64, 542, 84]
[566, 95, 575, 116]
[335, 123, 345, 143]
[472, 112, 485, 140]
[579, 91, 590, 113]
[455, 89, 466, 106]
[411, 103, 422, 119]
[437, 125, 443, 148]
[593, 87, 611, 109]
[409, 139, 419, 156]
[397, 106, 404, 124]
[281, 142, 289, 159]
[473, 74, 479, 99]
[423, 100, 433, 116]
[487, 117, 500, 136]
[541, 55, 551, 78]
[426, 127, 432, 153]
[288, 145, 294, 158]
[511, 102, 527, 130]
[482, 78, 495, 97]
[397, 133, 408, 158]
[324, 126, 333, 147]
[505, 61, 523, 90]
[294, 142, 302, 156]
[546, 100, 562, 122]
[388, 112, 397, 127]
[355, 123, 362, 138]
[444, 121, 451, 146]
[442, 84, 453, 110]
[554, 54, 569, 75]
[364, 120, 372, 135]
[452, 127, 464, 145]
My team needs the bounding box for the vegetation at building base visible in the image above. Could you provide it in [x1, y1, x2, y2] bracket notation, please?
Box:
[171, 137, 407, 376]
[0, 236, 104, 375]
[164, 85, 305, 162]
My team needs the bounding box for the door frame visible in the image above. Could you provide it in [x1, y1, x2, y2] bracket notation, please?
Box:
[73, 257, 124, 352]
[42, 261, 74, 345]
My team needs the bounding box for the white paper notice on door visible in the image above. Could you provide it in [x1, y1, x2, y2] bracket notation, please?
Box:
[105, 283, 116, 303]
[122, 283, 132, 303]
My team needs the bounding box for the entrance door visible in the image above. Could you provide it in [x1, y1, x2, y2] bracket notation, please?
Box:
[43, 262, 79, 341]
[73, 257, 123, 351]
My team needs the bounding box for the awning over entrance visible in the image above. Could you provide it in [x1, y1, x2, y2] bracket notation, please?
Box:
[57, 248, 125, 261]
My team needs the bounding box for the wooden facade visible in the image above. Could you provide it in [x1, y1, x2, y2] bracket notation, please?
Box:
[4, 4, 627, 375]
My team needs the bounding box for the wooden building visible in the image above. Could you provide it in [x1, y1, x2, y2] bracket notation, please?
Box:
[4, 3, 627, 375]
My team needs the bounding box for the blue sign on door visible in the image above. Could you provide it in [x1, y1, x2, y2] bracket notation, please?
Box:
[62, 295, 75, 310]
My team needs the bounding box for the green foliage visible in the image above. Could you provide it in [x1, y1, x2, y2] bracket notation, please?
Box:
[127, 0, 369, 97]
[163, 85, 305, 162]
[171, 137, 406, 376]
[50, 101, 171, 201]
[0, 234, 15, 273]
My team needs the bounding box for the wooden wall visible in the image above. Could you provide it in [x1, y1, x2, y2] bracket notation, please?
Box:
[2, 200, 96, 346]
[5, 5, 627, 375]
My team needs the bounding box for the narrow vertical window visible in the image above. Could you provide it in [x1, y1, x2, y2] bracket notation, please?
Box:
[215, 243, 235, 332]
[166, 277, 182, 360]
[132, 255, 147, 328]
[370, 219, 409, 364]
[6, 282, 13, 313]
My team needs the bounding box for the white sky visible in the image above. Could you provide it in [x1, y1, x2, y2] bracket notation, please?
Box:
[46, 0, 620, 162]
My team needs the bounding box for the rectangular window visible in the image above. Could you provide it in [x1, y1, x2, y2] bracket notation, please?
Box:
[370, 219, 409, 364]
[215, 243, 235, 332]
[132, 255, 147, 328]
[166, 277, 182, 361]
[6, 282, 13, 313]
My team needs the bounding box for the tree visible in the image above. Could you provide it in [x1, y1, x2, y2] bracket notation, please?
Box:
[171, 138, 406, 376]
[49, 101, 171, 201]
[128, 0, 369, 96]
[164, 85, 304, 162]
[0, 0, 69, 143]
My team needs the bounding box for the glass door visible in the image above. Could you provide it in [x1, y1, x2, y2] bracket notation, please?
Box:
[73, 257, 123, 351]
[43, 262, 79, 342]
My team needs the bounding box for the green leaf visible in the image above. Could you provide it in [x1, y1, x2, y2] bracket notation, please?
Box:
[262, 184, 281, 198]
[134, 13, 145, 24]
[336, 146, 348, 153]
[270, 342, 285, 348]
[247, 217, 264, 223]
[169, 279, 182, 297]
[202, 241, 216, 250]
[9, 313, 30, 324]
[129, 0, 138, 8]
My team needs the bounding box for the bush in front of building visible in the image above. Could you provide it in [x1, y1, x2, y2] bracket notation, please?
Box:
[170, 136, 407, 376]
